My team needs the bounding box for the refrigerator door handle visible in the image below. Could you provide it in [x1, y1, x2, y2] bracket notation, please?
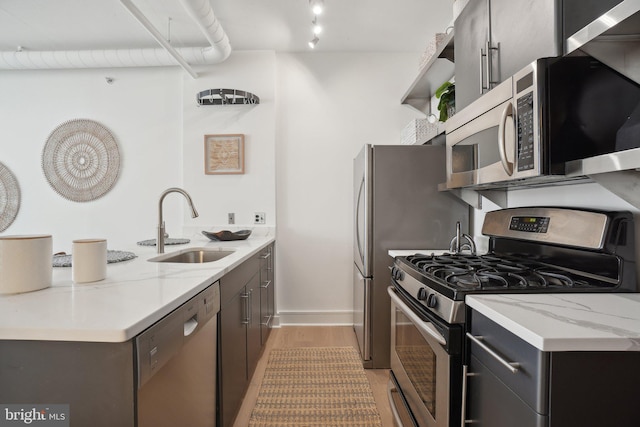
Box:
[363, 276, 372, 361]
[355, 176, 366, 267]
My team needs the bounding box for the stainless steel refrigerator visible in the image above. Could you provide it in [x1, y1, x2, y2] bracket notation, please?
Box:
[353, 143, 469, 368]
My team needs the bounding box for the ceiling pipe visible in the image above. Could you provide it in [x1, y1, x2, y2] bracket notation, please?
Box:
[120, 0, 198, 78]
[178, 0, 231, 62]
[0, 0, 231, 76]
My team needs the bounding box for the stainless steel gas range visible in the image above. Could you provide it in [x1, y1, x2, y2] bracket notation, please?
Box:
[387, 207, 637, 427]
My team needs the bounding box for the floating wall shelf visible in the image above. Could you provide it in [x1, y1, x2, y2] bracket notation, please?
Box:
[197, 89, 260, 106]
[401, 30, 455, 114]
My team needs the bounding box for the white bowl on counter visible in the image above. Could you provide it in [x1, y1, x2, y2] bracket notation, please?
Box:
[0, 235, 53, 294]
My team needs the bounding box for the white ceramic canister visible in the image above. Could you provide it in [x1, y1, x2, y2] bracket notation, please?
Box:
[0, 235, 53, 294]
[72, 239, 107, 283]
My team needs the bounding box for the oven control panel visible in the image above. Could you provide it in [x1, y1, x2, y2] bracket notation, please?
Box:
[482, 207, 608, 249]
[509, 216, 550, 233]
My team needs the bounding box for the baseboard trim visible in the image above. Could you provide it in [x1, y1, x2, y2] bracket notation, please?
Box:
[277, 310, 353, 326]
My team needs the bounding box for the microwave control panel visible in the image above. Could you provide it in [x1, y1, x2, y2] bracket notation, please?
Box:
[516, 92, 535, 171]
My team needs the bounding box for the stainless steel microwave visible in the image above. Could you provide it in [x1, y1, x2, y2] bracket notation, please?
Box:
[445, 56, 640, 189]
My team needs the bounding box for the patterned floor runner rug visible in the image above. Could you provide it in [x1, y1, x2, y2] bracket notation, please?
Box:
[248, 346, 383, 427]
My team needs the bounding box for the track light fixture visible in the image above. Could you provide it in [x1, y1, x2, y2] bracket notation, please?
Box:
[310, 0, 324, 15]
[312, 17, 322, 35]
[308, 0, 325, 49]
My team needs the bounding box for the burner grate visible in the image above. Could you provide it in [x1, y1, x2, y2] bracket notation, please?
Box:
[406, 252, 593, 291]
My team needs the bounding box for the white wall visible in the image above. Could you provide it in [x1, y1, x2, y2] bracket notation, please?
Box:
[0, 52, 276, 253]
[0, 67, 184, 252]
[274, 52, 422, 324]
[182, 51, 276, 228]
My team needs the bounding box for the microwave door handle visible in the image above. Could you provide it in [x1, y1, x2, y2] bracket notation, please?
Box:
[498, 102, 514, 175]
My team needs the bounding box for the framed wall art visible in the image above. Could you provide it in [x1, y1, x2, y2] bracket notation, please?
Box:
[204, 134, 245, 175]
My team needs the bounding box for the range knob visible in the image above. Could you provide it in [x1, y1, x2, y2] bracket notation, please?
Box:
[391, 267, 404, 281]
[426, 293, 438, 308]
[417, 287, 429, 301]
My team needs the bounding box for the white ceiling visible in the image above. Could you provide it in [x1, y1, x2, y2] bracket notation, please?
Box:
[0, 0, 453, 54]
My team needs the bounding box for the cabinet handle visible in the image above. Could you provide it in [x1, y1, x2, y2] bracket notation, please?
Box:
[484, 40, 493, 92]
[261, 314, 272, 327]
[460, 365, 479, 426]
[241, 292, 250, 325]
[466, 333, 520, 373]
[480, 41, 499, 94]
[260, 252, 271, 260]
[248, 289, 253, 324]
[261, 280, 272, 289]
[498, 102, 514, 175]
[479, 48, 486, 95]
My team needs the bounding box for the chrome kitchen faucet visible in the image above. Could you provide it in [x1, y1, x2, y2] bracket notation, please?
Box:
[157, 188, 199, 254]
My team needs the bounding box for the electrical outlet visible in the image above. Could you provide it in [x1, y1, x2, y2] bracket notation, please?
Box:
[254, 212, 266, 224]
[228, 213, 235, 224]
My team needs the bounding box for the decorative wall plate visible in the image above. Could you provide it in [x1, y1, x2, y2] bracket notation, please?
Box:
[0, 162, 20, 232]
[42, 119, 121, 202]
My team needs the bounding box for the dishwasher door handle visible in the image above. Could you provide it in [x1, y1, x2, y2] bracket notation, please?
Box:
[184, 317, 198, 336]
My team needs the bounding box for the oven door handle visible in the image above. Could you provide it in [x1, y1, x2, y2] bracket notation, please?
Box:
[387, 379, 406, 427]
[388, 287, 446, 346]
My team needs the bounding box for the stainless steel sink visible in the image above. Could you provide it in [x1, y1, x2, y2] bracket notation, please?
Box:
[148, 248, 235, 263]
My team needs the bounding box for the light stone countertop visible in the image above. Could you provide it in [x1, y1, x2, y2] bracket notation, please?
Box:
[0, 228, 275, 343]
[467, 293, 640, 352]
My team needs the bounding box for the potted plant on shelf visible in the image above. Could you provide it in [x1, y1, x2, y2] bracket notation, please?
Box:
[435, 81, 455, 122]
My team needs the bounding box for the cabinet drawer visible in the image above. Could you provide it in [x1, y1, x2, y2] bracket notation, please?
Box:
[468, 354, 547, 427]
[220, 252, 260, 305]
[469, 311, 549, 414]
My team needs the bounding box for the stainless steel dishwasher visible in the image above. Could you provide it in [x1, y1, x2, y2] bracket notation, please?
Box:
[136, 281, 220, 427]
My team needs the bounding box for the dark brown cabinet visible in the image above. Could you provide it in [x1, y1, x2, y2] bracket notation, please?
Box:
[259, 244, 275, 344]
[464, 310, 640, 426]
[246, 272, 262, 376]
[218, 243, 276, 427]
[0, 340, 135, 427]
[218, 289, 248, 427]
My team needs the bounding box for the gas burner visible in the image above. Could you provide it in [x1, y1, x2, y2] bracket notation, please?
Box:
[402, 250, 612, 294]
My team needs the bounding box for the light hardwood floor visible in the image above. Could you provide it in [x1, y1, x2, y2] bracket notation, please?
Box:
[232, 326, 393, 427]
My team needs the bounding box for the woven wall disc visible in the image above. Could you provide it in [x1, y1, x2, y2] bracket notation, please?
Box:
[0, 162, 20, 232]
[42, 119, 120, 202]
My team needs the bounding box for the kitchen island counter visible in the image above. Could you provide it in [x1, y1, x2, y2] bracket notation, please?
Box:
[466, 293, 640, 352]
[0, 229, 274, 342]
